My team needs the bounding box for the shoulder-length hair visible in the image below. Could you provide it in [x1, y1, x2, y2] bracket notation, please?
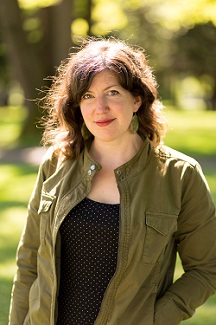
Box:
[41, 37, 167, 159]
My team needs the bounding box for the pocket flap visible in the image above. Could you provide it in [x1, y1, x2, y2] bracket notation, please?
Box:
[146, 214, 177, 236]
[38, 194, 54, 213]
[38, 200, 52, 213]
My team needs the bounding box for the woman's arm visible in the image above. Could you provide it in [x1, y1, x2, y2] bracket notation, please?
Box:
[9, 149, 55, 324]
[154, 163, 216, 325]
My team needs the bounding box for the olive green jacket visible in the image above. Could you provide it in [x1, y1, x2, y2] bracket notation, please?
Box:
[9, 139, 216, 325]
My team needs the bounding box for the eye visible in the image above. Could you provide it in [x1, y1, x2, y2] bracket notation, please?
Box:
[107, 90, 119, 96]
[82, 93, 94, 100]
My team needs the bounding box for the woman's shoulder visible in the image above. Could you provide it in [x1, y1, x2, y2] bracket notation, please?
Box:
[40, 145, 84, 179]
[156, 144, 199, 168]
[153, 145, 208, 188]
[40, 146, 58, 166]
[39, 146, 72, 178]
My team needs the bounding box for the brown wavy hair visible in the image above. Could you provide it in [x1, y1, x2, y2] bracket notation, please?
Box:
[41, 37, 167, 159]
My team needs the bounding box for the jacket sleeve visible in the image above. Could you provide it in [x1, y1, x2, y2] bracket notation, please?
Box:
[154, 163, 216, 325]
[8, 148, 56, 325]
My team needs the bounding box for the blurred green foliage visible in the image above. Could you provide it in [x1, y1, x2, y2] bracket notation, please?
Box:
[1, 0, 216, 140]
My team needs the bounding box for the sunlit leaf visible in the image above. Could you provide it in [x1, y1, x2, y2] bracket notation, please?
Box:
[92, 0, 128, 35]
[144, 0, 216, 30]
[72, 18, 89, 37]
[18, 0, 60, 9]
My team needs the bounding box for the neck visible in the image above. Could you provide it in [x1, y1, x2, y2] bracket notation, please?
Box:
[89, 134, 143, 170]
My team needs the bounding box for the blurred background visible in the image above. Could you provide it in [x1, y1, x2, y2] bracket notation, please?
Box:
[0, 0, 215, 324]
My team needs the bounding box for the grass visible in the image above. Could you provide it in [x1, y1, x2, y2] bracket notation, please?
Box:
[0, 106, 27, 149]
[164, 108, 216, 157]
[0, 107, 216, 324]
[0, 106, 41, 148]
[0, 165, 38, 325]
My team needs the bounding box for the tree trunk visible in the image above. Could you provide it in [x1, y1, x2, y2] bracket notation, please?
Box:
[0, 0, 45, 140]
[0, 0, 74, 142]
[86, 0, 93, 35]
[41, 0, 73, 77]
[0, 0, 44, 101]
[210, 80, 216, 111]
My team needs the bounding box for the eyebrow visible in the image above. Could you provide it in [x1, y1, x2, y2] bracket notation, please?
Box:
[87, 84, 120, 92]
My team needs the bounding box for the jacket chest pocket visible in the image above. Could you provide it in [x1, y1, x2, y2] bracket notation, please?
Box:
[142, 212, 178, 264]
[38, 195, 54, 245]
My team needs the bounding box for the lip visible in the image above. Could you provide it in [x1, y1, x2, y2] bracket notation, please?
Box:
[95, 118, 115, 127]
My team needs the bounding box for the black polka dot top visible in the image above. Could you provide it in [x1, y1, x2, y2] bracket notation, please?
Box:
[57, 197, 120, 325]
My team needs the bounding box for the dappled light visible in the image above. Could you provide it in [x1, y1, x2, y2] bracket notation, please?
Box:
[18, 0, 59, 9]
[145, 0, 216, 30]
[72, 18, 89, 38]
[174, 76, 212, 111]
[92, 1, 128, 35]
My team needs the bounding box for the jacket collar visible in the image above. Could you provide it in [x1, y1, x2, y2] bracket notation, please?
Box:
[81, 137, 153, 180]
[114, 137, 152, 179]
[42, 137, 153, 197]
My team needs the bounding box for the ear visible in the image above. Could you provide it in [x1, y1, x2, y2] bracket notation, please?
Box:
[133, 96, 142, 112]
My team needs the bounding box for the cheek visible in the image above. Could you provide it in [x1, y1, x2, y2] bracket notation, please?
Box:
[80, 106, 88, 120]
[80, 108, 92, 128]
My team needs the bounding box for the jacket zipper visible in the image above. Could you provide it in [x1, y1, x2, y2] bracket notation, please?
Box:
[95, 179, 129, 324]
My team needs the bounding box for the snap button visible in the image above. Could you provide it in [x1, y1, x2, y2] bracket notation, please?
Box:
[116, 170, 121, 175]
[90, 164, 96, 171]
[88, 170, 92, 176]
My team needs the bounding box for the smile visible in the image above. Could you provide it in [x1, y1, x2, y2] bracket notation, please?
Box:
[95, 119, 115, 127]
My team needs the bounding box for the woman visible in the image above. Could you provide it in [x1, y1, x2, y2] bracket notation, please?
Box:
[9, 38, 216, 325]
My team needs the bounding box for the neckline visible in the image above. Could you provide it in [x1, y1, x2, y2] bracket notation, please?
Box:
[85, 197, 120, 206]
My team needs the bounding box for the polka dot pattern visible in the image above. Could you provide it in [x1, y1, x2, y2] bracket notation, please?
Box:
[57, 197, 120, 325]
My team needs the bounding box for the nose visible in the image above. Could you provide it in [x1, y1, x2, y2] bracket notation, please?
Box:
[95, 95, 109, 113]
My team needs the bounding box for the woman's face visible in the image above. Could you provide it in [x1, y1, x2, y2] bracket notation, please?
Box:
[80, 69, 141, 145]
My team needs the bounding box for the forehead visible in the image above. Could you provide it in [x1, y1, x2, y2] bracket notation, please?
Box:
[88, 69, 120, 88]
